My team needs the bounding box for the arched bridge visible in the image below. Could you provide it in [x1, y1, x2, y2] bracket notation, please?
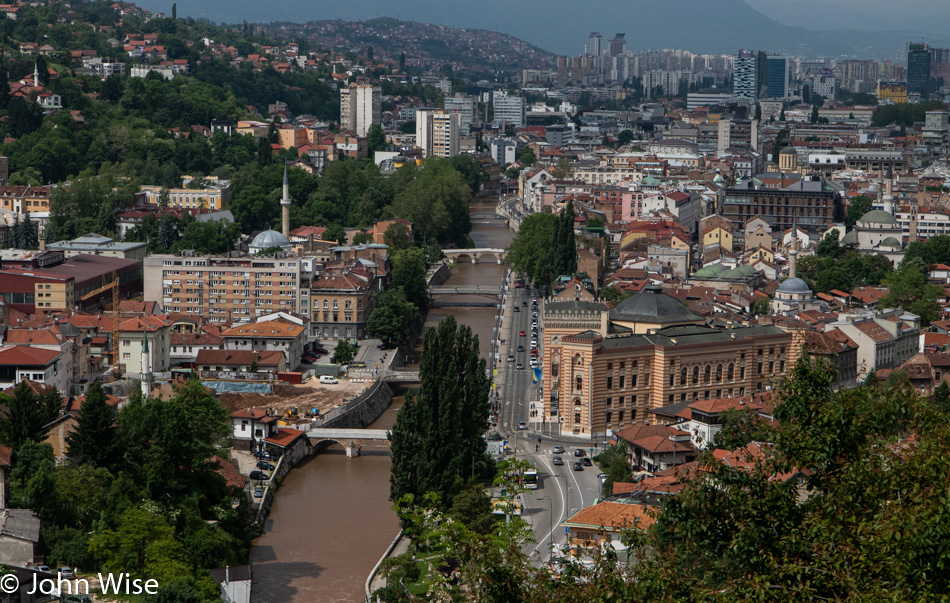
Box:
[430, 285, 502, 307]
[470, 212, 508, 221]
[442, 248, 507, 264]
[308, 428, 390, 457]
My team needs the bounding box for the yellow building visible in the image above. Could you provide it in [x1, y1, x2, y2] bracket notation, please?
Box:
[876, 81, 907, 104]
[139, 177, 231, 211]
[701, 226, 733, 252]
[236, 120, 269, 139]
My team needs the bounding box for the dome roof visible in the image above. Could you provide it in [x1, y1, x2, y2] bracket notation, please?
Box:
[858, 209, 898, 225]
[777, 277, 812, 294]
[250, 230, 291, 249]
[609, 285, 704, 324]
[879, 236, 902, 248]
[779, 146, 797, 155]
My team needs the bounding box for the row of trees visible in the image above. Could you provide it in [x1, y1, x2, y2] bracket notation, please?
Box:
[0, 380, 248, 600]
[507, 202, 577, 292]
[367, 247, 431, 347]
[380, 358, 950, 601]
[124, 212, 243, 255]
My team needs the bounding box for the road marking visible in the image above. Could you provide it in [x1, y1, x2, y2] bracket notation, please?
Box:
[531, 453, 568, 561]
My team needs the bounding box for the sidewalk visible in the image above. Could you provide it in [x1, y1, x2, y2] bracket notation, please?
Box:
[367, 533, 411, 595]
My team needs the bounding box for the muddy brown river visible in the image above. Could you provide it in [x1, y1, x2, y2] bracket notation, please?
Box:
[249, 200, 513, 602]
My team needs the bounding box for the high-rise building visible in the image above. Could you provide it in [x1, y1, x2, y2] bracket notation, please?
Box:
[339, 80, 381, 137]
[443, 93, 476, 135]
[908, 43, 932, 98]
[765, 55, 789, 99]
[587, 32, 603, 57]
[416, 109, 460, 158]
[930, 47, 950, 87]
[609, 33, 626, 57]
[733, 50, 759, 100]
[492, 92, 526, 129]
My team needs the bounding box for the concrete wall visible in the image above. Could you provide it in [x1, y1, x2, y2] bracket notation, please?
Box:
[427, 261, 452, 286]
[321, 379, 393, 429]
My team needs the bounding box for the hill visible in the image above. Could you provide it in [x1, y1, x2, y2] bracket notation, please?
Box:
[142, 0, 934, 58]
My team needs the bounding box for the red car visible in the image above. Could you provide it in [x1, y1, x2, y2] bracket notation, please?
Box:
[520, 330, 526, 336]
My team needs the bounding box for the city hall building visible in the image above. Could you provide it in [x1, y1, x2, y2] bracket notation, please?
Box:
[539, 286, 793, 439]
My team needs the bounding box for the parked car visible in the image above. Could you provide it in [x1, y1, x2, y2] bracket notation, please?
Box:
[573, 462, 584, 471]
[36, 565, 51, 574]
[58, 567, 75, 579]
[553, 445, 565, 454]
[553, 456, 564, 466]
[254, 486, 264, 498]
[249, 471, 269, 481]
[315, 347, 329, 354]
[574, 449, 586, 457]
[257, 461, 275, 471]
[319, 375, 339, 384]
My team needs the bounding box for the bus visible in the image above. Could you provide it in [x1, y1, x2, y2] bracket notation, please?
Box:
[523, 466, 539, 490]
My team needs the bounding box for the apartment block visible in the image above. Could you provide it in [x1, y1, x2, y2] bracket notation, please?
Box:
[416, 109, 460, 158]
[340, 81, 381, 137]
[443, 93, 476, 135]
[143, 253, 308, 323]
[492, 92, 526, 129]
[139, 176, 231, 211]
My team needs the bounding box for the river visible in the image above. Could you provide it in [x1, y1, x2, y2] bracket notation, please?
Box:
[249, 199, 513, 602]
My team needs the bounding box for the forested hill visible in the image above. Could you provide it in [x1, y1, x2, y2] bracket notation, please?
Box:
[256, 17, 556, 75]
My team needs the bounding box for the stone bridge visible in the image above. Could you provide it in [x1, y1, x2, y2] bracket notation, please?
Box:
[308, 428, 390, 457]
[442, 248, 506, 264]
[470, 212, 507, 221]
[429, 285, 502, 308]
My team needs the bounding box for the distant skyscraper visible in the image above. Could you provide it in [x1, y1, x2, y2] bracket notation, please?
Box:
[340, 80, 381, 137]
[587, 32, 603, 57]
[733, 50, 758, 100]
[766, 55, 789, 99]
[908, 43, 932, 97]
[492, 92, 526, 129]
[443, 93, 476, 135]
[609, 33, 626, 57]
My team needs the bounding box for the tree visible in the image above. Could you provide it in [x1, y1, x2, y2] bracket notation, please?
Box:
[815, 229, 843, 258]
[552, 201, 577, 278]
[802, 84, 810, 104]
[617, 129, 634, 147]
[507, 212, 557, 292]
[390, 247, 429, 313]
[66, 383, 116, 468]
[367, 287, 418, 346]
[322, 223, 346, 245]
[810, 104, 819, 123]
[352, 232, 372, 245]
[366, 123, 387, 155]
[518, 148, 536, 166]
[935, 380, 950, 412]
[779, 107, 786, 121]
[331, 340, 357, 365]
[754, 104, 762, 120]
[880, 258, 943, 325]
[846, 194, 873, 227]
[597, 444, 633, 499]
[392, 158, 471, 245]
[389, 316, 491, 507]
[0, 382, 60, 453]
[383, 221, 412, 251]
[171, 2, 177, 19]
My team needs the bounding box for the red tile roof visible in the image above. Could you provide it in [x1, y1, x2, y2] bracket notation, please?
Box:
[212, 455, 247, 488]
[265, 427, 306, 448]
[0, 345, 61, 366]
[197, 349, 284, 367]
[0, 444, 10, 467]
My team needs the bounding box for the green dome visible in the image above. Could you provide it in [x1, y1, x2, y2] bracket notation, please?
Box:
[858, 209, 898, 225]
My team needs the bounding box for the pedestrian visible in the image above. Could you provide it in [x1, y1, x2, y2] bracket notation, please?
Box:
[536, 444, 539, 452]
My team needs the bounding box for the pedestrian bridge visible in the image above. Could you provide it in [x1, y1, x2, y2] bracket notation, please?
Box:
[308, 428, 391, 457]
[430, 285, 502, 308]
[442, 248, 506, 264]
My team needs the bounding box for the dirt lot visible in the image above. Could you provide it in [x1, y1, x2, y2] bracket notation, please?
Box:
[216, 376, 371, 424]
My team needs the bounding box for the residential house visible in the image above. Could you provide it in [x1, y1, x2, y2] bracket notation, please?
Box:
[0, 509, 40, 565]
[831, 312, 919, 380]
[117, 316, 171, 378]
[0, 346, 64, 394]
[561, 501, 655, 558]
[310, 269, 375, 340]
[229, 408, 280, 452]
[614, 424, 697, 472]
[170, 332, 224, 367]
[195, 349, 285, 376]
[222, 315, 308, 369]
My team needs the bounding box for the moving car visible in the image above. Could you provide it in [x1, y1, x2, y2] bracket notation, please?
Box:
[522, 301, 528, 307]
[520, 330, 526, 336]
[319, 375, 339, 384]
[553, 445, 565, 454]
[508, 355, 515, 362]
[517, 345, 525, 352]
[516, 363, 525, 370]
[573, 462, 584, 471]
[574, 449, 586, 457]
[583, 458, 592, 466]
[513, 306, 520, 312]
[518, 421, 527, 430]
[553, 456, 564, 466]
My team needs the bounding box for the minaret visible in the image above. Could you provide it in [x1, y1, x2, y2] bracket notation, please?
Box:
[140, 330, 152, 400]
[33, 62, 39, 88]
[883, 165, 895, 216]
[280, 165, 291, 238]
[789, 219, 799, 279]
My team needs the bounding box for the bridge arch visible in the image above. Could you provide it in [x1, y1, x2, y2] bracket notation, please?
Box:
[455, 253, 475, 264]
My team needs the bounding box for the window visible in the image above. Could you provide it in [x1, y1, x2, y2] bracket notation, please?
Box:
[606, 397, 612, 407]
[618, 410, 624, 422]
[606, 376, 613, 390]
[693, 366, 699, 384]
[741, 366, 746, 379]
[728, 363, 734, 380]
[606, 410, 612, 424]
[123, 353, 131, 359]
[607, 362, 613, 371]
[681, 366, 687, 386]
[619, 376, 625, 389]
[574, 412, 581, 424]
[669, 372, 675, 387]
[575, 376, 583, 390]
[619, 396, 625, 407]
[704, 365, 711, 384]
[552, 363, 559, 377]
[758, 362, 763, 374]
[716, 364, 723, 382]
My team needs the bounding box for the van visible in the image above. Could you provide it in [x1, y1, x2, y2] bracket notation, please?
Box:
[319, 375, 339, 384]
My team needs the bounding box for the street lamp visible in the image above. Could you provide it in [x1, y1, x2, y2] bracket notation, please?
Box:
[537, 496, 554, 562]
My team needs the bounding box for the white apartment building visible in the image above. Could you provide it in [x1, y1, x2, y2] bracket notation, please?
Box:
[340, 81, 381, 137]
[443, 93, 476, 135]
[493, 92, 526, 129]
[416, 109, 460, 158]
[139, 176, 231, 211]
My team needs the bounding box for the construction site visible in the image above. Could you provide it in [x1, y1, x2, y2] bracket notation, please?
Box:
[215, 376, 371, 426]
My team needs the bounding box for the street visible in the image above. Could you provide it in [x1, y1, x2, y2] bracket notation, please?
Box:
[494, 277, 605, 564]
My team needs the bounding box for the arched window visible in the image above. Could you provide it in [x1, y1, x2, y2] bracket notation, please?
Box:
[727, 363, 735, 380]
[704, 365, 711, 384]
[716, 364, 723, 382]
[693, 366, 699, 384]
[680, 366, 687, 386]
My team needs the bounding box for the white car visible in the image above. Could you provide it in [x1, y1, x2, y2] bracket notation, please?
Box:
[319, 375, 339, 384]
